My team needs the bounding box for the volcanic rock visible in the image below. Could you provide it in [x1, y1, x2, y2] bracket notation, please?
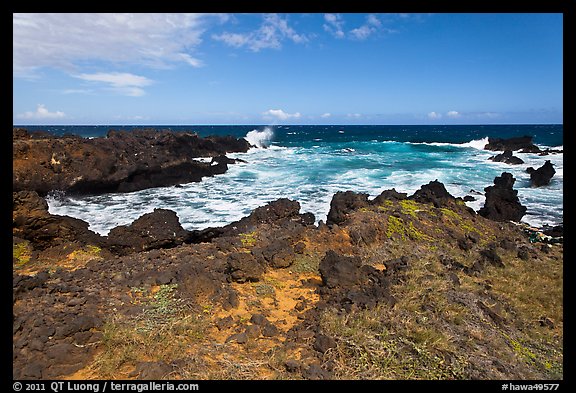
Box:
[371, 188, 408, 205]
[318, 251, 395, 310]
[478, 172, 526, 222]
[326, 191, 370, 226]
[13, 191, 105, 251]
[408, 179, 457, 208]
[484, 136, 541, 152]
[489, 150, 525, 165]
[526, 160, 555, 187]
[106, 209, 191, 255]
[13, 128, 250, 195]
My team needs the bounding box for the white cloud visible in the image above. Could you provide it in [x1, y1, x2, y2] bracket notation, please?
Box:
[74, 72, 153, 97]
[263, 109, 301, 121]
[350, 14, 379, 40]
[446, 110, 460, 118]
[350, 25, 374, 40]
[350, 14, 395, 40]
[17, 104, 65, 119]
[323, 13, 345, 38]
[212, 13, 308, 52]
[320, 112, 331, 118]
[61, 89, 93, 95]
[428, 111, 442, 119]
[367, 14, 382, 27]
[13, 13, 220, 76]
[475, 112, 501, 119]
[347, 113, 362, 118]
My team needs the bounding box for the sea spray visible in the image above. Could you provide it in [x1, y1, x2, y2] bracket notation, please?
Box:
[244, 127, 274, 148]
[461, 137, 490, 150]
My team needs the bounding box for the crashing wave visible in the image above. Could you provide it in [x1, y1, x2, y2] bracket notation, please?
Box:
[244, 127, 274, 148]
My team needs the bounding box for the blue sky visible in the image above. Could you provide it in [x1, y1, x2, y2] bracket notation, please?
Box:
[13, 13, 563, 125]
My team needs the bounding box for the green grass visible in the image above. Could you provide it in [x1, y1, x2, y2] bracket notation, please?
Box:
[90, 284, 209, 378]
[319, 305, 467, 379]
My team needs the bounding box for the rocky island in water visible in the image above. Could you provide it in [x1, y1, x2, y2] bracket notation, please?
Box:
[13, 128, 563, 380]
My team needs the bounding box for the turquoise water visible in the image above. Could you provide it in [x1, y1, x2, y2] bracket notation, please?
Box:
[18, 124, 562, 234]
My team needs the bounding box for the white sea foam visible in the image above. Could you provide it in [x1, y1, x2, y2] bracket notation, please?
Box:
[244, 127, 274, 148]
[406, 137, 489, 150]
[460, 137, 490, 149]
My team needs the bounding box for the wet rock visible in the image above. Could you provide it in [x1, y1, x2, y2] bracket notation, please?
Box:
[526, 160, 555, 187]
[489, 150, 525, 165]
[484, 136, 540, 152]
[542, 224, 563, 238]
[13, 128, 250, 195]
[478, 172, 526, 222]
[13, 191, 105, 251]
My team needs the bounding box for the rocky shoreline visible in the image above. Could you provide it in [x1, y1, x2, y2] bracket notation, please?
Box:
[13, 129, 563, 380]
[13, 128, 251, 196]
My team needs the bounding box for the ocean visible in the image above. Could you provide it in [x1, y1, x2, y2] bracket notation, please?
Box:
[19, 124, 563, 235]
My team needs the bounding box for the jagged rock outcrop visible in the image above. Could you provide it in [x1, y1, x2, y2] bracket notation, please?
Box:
[408, 179, 459, 208]
[489, 150, 525, 165]
[484, 136, 541, 153]
[106, 209, 192, 255]
[13, 128, 250, 196]
[326, 191, 370, 226]
[526, 160, 555, 187]
[478, 172, 526, 222]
